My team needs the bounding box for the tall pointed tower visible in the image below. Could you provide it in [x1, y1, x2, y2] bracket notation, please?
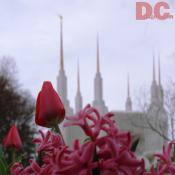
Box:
[157, 55, 164, 107]
[92, 34, 108, 115]
[125, 75, 132, 112]
[56, 16, 73, 116]
[75, 60, 83, 113]
[150, 53, 159, 106]
[144, 52, 168, 153]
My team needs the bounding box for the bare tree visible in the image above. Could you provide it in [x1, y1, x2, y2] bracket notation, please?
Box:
[164, 81, 175, 140]
[133, 82, 175, 141]
[0, 56, 36, 163]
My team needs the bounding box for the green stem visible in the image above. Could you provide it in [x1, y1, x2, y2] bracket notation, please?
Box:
[12, 149, 16, 163]
[54, 124, 65, 145]
[92, 148, 100, 175]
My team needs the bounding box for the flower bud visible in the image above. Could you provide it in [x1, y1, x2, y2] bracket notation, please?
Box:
[35, 81, 65, 128]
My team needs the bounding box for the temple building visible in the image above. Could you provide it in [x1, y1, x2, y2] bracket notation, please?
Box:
[56, 17, 168, 155]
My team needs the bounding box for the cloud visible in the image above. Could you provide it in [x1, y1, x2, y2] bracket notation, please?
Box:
[0, 0, 174, 111]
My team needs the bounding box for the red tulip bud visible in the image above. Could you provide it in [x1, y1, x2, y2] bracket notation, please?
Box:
[35, 81, 65, 128]
[3, 124, 23, 150]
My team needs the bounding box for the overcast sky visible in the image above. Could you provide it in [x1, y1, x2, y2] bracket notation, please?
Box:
[0, 0, 175, 111]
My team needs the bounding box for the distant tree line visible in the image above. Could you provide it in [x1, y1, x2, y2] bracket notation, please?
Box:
[0, 56, 36, 163]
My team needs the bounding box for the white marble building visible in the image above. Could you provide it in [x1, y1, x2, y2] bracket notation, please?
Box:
[56, 17, 168, 155]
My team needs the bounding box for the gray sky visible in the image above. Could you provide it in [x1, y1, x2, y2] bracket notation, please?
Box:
[0, 0, 174, 111]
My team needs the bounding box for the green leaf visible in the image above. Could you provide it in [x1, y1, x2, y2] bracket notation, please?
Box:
[0, 147, 4, 158]
[131, 138, 139, 152]
[83, 137, 91, 142]
[0, 149, 9, 175]
[0, 158, 8, 175]
[171, 144, 175, 161]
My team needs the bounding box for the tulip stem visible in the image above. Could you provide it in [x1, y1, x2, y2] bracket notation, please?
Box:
[54, 124, 65, 145]
[12, 149, 16, 163]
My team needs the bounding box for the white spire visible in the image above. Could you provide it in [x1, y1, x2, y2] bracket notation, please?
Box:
[93, 34, 108, 115]
[153, 51, 156, 82]
[158, 54, 161, 85]
[127, 74, 130, 98]
[77, 59, 80, 93]
[150, 50, 160, 106]
[75, 59, 83, 113]
[97, 33, 100, 73]
[157, 53, 164, 107]
[59, 15, 64, 70]
[125, 74, 132, 112]
[57, 15, 73, 116]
